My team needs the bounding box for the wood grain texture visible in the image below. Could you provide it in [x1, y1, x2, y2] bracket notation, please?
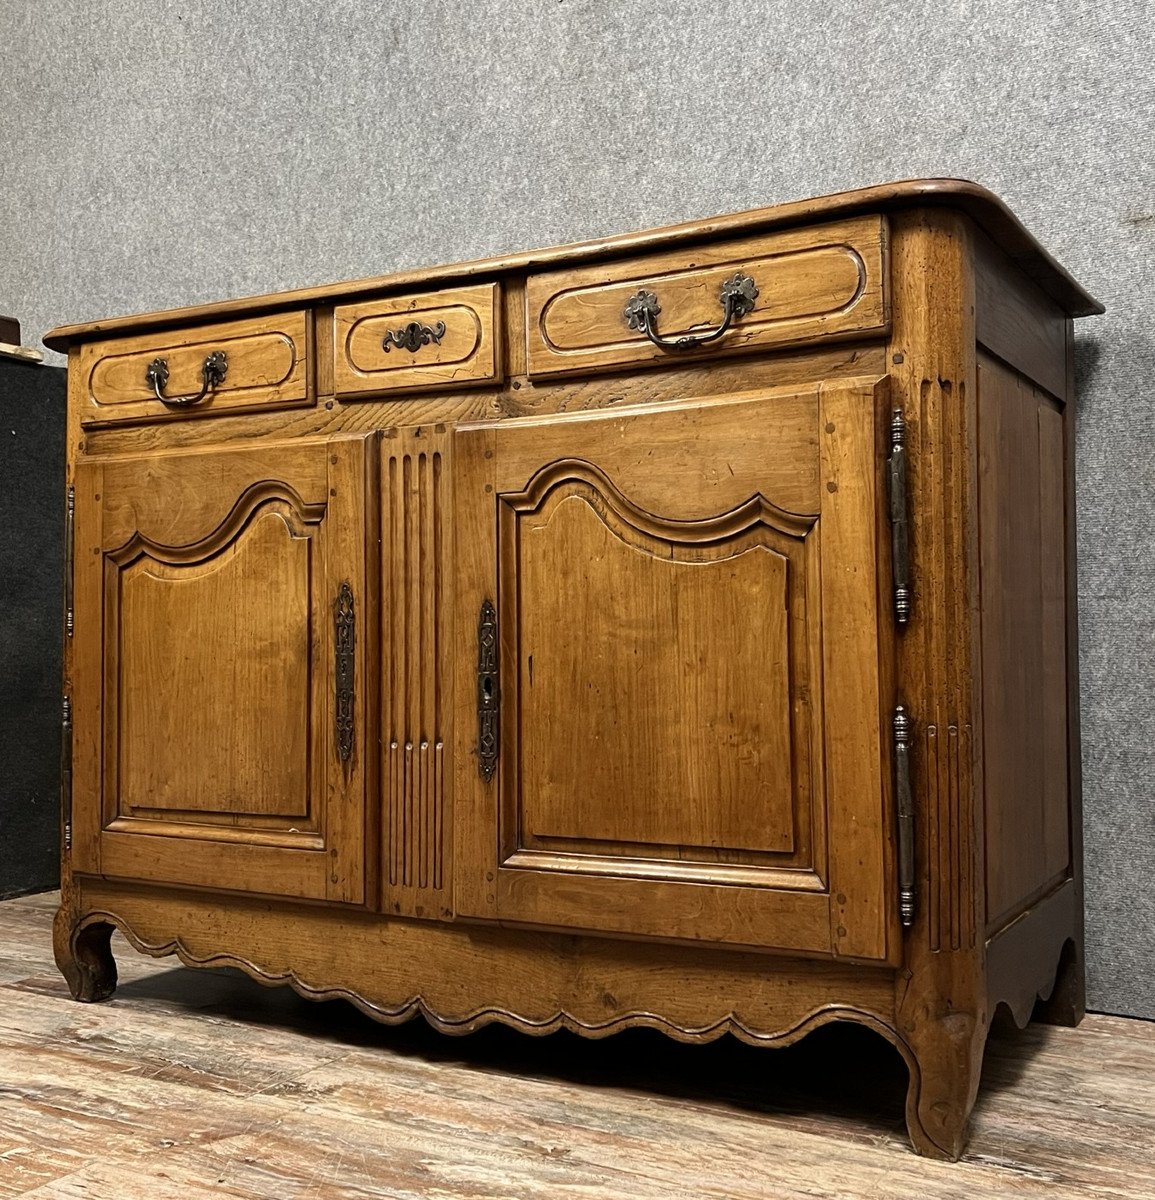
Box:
[978, 353, 1071, 932]
[77, 311, 311, 426]
[334, 283, 501, 397]
[526, 216, 889, 377]
[924, 721, 972, 952]
[74, 343, 886, 461]
[818, 376, 892, 964]
[9, 892, 1154, 1200]
[1033, 316, 1086, 1028]
[986, 879, 1080, 1028]
[58, 880, 897, 1043]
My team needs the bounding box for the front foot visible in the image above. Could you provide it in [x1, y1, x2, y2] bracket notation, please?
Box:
[901, 1011, 987, 1161]
[54, 909, 118, 1002]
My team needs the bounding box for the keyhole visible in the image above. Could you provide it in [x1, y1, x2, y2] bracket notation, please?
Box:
[482, 676, 494, 699]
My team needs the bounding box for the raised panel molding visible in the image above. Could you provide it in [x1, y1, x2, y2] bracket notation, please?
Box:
[498, 456, 818, 545]
[103, 479, 326, 566]
[104, 488, 328, 834]
[450, 380, 890, 957]
[499, 458, 818, 876]
[71, 436, 372, 904]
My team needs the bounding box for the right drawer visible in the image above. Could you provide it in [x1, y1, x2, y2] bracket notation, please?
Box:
[526, 215, 889, 379]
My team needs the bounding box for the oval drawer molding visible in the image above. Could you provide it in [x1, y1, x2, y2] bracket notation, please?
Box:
[79, 311, 310, 426]
[334, 283, 501, 397]
[526, 216, 889, 378]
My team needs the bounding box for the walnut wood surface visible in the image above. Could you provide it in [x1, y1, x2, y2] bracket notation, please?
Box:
[53, 185, 1094, 1160]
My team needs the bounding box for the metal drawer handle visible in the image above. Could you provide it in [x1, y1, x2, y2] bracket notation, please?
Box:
[146, 351, 228, 407]
[382, 320, 446, 354]
[624, 272, 758, 351]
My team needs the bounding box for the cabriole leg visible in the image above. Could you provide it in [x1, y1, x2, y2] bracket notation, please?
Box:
[901, 1011, 988, 1161]
[53, 908, 118, 1002]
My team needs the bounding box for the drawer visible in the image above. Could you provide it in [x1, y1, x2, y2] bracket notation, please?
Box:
[78, 312, 310, 426]
[526, 215, 889, 378]
[333, 283, 501, 397]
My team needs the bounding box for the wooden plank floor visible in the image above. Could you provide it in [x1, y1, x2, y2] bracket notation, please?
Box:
[2, 892, 1153, 1199]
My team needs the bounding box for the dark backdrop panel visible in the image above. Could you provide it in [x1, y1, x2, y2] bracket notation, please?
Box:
[0, 359, 65, 898]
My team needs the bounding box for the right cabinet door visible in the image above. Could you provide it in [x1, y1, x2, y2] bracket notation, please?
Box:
[454, 377, 895, 961]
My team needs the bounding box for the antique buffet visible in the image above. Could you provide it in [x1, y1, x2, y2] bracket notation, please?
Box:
[46, 180, 1100, 1158]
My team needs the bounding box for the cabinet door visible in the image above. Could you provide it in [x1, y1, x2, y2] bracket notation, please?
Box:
[454, 379, 894, 960]
[70, 436, 375, 903]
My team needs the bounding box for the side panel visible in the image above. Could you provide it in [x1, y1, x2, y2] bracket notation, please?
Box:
[978, 353, 1071, 930]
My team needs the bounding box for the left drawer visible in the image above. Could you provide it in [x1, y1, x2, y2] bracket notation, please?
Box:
[77, 311, 311, 427]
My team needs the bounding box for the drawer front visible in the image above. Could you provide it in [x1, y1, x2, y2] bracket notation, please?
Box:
[526, 215, 888, 378]
[78, 312, 310, 426]
[333, 283, 501, 397]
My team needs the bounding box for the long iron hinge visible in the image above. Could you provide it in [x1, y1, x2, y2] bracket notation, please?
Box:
[64, 485, 75, 639]
[894, 705, 915, 929]
[477, 599, 499, 780]
[61, 694, 73, 854]
[888, 408, 910, 625]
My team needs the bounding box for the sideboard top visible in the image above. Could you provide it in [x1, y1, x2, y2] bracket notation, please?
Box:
[43, 178, 1103, 351]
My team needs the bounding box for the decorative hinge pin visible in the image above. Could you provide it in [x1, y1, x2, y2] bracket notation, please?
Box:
[61, 694, 73, 854]
[894, 704, 915, 928]
[888, 408, 911, 625]
[65, 485, 75, 638]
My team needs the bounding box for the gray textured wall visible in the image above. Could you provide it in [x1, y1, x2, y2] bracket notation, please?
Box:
[2, 2, 1151, 1017]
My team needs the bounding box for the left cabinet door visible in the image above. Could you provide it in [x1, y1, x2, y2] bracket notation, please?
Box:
[69, 436, 376, 903]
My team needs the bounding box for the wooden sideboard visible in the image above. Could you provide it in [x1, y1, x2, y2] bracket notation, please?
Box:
[47, 180, 1101, 1159]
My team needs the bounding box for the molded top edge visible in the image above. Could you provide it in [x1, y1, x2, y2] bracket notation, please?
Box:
[43, 179, 1103, 351]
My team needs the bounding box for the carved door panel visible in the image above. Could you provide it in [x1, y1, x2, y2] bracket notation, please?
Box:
[70, 436, 375, 903]
[455, 379, 896, 960]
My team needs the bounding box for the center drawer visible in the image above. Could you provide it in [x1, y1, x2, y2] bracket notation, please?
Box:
[525, 214, 889, 378]
[332, 282, 501, 397]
